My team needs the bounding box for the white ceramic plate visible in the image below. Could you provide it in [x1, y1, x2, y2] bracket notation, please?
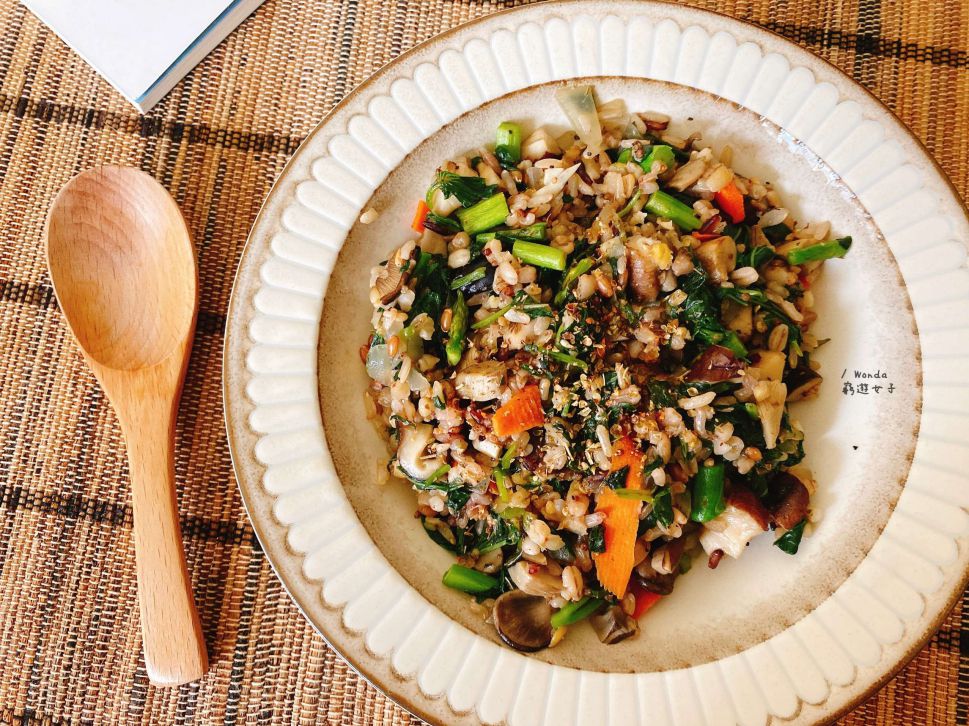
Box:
[224, 3, 969, 724]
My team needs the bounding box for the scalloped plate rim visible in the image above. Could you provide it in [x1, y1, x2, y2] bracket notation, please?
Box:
[223, 3, 969, 725]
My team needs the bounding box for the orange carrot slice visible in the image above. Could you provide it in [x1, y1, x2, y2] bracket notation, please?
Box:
[592, 436, 644, 598]
[713, 180, 745, 224]
[411, 199, 430, 232]
[491, 385, 544, 438]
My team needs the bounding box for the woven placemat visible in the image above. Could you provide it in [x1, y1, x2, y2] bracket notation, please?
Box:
[0, 0, 965, 723]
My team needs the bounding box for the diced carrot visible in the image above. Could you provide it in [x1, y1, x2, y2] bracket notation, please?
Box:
[629, 580, 663, 619]
[491, 385, 544, 438]
[714, 180, 745, 224]
[411, 199, 430, 232]
[592, 436, 644, 598]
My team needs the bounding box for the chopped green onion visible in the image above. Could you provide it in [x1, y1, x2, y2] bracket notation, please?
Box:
[617, 189, 642, 219]
[640, 144, 675, 173]
[499, 222, 548, 242]
[785, 236, 852, 265]
[424, 464, 451, 486]
[445, 291, 469, 366]
[744, 402, 760, 419]
[494, 468, 510, 501]
[614, 488, 654, 502]
[472, 299, 516, 330]
[548, 349, 588, 370]
[550, 596, 606, 628]
[450, 266, 486, 290]
[690, 462, 726, 523]
[644, 190, 701, 231]
[456, 193, 510, 235]
[442, 564, 499, 594]
[500, 443, 518, 471]
[774, 518, 807, 555]
[495, 121, 522, 169]
[512, 240, 566, 271]
[498, 506, 527, 520]
[555, 257, 595, 306]
[616, 148, 632, 164]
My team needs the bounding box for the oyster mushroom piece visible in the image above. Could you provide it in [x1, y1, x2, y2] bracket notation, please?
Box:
[508, 561, 565, 598]
[754, 380, 787, 449]
[396, 423, 446, 481]
[626, 239, 660, 302]
[667, 156, 707, 191]
[455, 361, 506, 402]
[372, 246, 416, 305]
[695, 235, 737, 285]
[590, 604, 639, 645]
[492, 590, 553, 652]
[699, 486, 769, 561]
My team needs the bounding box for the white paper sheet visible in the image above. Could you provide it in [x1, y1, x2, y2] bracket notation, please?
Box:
[23, 0, 265, 112]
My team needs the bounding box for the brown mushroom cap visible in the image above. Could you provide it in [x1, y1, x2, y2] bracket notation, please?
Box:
[590, 604, 639, 645]
[492, 590, 554, 652]
[767, 472, 811, 529]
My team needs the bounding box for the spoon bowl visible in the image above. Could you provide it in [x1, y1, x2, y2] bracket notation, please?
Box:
[46, 166, 208, 687]
[47, 167, 196, 370]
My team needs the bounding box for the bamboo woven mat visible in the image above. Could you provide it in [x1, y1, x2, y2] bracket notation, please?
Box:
[0, 0, 965, 723]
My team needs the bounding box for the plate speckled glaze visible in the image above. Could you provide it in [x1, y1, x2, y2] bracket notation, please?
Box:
[223, 3, 969, 724]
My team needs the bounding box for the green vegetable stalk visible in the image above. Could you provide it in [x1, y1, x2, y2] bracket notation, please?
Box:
[456, 193, 510, 235]
[512, 240, 567, 271]
[690, 462, 726, 522]
[495, 122, 522, 169]
[641, 145, 675, 173]
[550, 596, 606, 628]
[450, 266, 486, 290]
[644, 190, 702, 231]
[442, 564, 499, 594]
[785, 236, 852, 265]
[446, 291, 469, 366]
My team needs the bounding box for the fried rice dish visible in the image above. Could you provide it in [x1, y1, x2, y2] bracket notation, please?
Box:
[361, 85, 850, 651]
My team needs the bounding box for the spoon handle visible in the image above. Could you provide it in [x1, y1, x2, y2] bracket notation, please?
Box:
[118, 374, 208, 687]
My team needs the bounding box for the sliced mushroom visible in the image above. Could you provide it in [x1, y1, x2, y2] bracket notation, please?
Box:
[753, 379, 787, 449]
[667, 156, 707, 191]
[786, 366, 823, 402]
[493, 590, 553, 652]
[695, 235, 737, 285]
[627, 240, 660, 302]
[590, 604, 639, 645]
[396, 423, 445, 481]
[455, 361, 506, 402]
[372, 246, 416, 305]
[684, 345, 742, 382]
[725, 484, 771, 531]
[765, 472, 810, 529]
[508, 561, 564, 598]
[634, 538, 684, 595]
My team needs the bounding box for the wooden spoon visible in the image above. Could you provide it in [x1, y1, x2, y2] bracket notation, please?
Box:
[46, 166, 208, 687]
